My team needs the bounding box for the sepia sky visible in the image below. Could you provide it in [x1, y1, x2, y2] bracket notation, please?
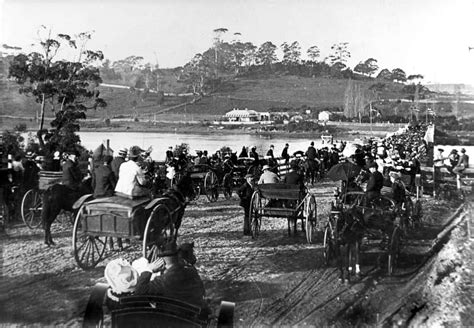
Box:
[1, 0, 474, 85]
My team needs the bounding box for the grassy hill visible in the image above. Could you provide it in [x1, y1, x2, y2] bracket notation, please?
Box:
[2, 74, 473, 129]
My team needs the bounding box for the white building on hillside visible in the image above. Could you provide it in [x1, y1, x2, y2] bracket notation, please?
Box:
[318, 111, 332, 122]
[222, 108, 272, 125]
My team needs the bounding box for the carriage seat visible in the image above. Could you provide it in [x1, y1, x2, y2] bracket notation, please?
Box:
[85, 195, 151, 213]
[83, 283, 235, 328]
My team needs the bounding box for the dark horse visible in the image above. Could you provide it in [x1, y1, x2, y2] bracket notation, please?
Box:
[144, 173, 196, 261]
[42, 179, 93, 246]
[333, 206, 365, 283]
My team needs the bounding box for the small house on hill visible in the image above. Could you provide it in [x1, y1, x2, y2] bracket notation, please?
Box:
[318, 111, 332, 122]
[224, 108, 259, 122]
[222, 108, 272, 125]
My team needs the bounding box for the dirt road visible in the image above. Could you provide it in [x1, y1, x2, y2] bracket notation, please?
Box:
[0, 181, 472, 327]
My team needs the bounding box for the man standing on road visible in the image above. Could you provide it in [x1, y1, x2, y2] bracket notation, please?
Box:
[238, 174, 255, 236]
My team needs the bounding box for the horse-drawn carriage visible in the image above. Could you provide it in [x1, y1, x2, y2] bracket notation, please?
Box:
[323, 191, 403, 276]
[71, 174, 194, 270]
[221, 157, 258, 198]
[181, 164, 220, 202]
[249, 183, 318, 243]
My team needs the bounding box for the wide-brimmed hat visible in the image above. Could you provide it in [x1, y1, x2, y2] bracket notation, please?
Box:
[156, 240, 178, 257]
[25, 151, 36, 159]
[437, 148, 444, 152]
[245, 173, 254, 179]
[128, 146, 143, 158]
[104, 258, 139, 294]
[389, 171, 401, 179]
[262, 165, 270, 171]
[118, 148, 128, 156]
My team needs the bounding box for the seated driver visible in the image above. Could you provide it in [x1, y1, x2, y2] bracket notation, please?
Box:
[115, 146, 150, 199]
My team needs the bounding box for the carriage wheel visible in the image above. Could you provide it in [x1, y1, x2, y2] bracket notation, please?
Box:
[223, 173, 233, 200]
[21, 188, 43, 229]
[323, 224, 335, 266]
[412, 200, 423, 228]
[143, 204, 174, 261]
[250, 192, 261, 239]
[304, 195, 318, 244]
[72, 206, 108, 270]
[387, 226, 401, 276]
[204, 171, 219, 202]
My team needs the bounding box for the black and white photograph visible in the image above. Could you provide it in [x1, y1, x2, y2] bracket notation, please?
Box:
[1, 0, 473, 326]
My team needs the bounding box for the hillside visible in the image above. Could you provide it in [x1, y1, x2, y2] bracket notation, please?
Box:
[2, 75, 474, 127]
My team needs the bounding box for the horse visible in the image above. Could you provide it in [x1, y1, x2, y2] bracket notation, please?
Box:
[303, 158, 319, 185]
[42, 179, 93, 246]
[333, 207, 365, 284]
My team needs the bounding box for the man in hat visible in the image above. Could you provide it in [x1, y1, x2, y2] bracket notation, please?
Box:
[258, 164, 279, 185]
[93, 155, 117, 198]
[365, 161, 384, 205]
[111, 148, 128, 180]
[237, 173, 255, 236]
[389, 171, 406, 208]
[447, 149, 460, 175]
[62, 150, 84, 191]
[23, 151, 39, 191]
[453, 148, 469, 176]
[134, 240, 209, 315]
[115, 146, 149, 199]
[165, 146, 174, 164]
[281, 143, 290, 164]
[305, 141, 319, 184]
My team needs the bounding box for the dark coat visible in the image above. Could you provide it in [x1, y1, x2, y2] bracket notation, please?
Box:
[111, 156, 125, 180]
[135, 263, 207, 311]
[306, 146, 317, 160]
[283, 170, 304, 188]
[391, 180, 406, 206]
[237, 181, 254, 208]
[93, 164, 117, 198]
[62, 159, 83, 190]
[366, 170, 384, 199]
[281, 146, 290, 161]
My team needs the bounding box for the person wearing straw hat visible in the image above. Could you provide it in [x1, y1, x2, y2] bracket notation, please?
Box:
[111, 147, 128, 180]
[258, 164, 279, 185]
[115, 146, 150, 199]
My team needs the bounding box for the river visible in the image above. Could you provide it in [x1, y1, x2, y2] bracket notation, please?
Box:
[75, 131, 473, 162]
[77, 131, 339, 161]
